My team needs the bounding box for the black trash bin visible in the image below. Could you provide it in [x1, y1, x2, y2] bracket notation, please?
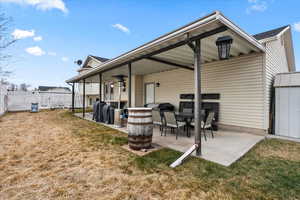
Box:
[98, 102, 106, 122]
[93, 101, 100, 121]
[108, 106, 115, 124]
[102, 104, 115, 124]
[102, 104, 110, 124]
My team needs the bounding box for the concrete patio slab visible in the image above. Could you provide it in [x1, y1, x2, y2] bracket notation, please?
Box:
[151, 128, 264, 166]
[75, 113, 264, 166]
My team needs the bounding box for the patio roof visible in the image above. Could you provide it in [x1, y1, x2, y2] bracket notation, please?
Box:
[66, 11, 265, 83]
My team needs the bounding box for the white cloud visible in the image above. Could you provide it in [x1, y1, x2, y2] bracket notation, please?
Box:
[250, 3, 267, 11]
[61, 56, 69, 62]
[294, 22, 300, 32]
[0, 0, 68, 13]
[246, 0, 268, 14]
[200, 12, 207, 17]
[11, 29, 35, 39]
[112, 23, 130, 34]
[33, 36, 43, 41]
[25, 46, 45, 56]
[48, 51, 57, 56]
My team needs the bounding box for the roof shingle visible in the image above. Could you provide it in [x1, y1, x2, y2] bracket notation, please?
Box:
[90, 55, 109, 63]
[253, 25, 289, 40]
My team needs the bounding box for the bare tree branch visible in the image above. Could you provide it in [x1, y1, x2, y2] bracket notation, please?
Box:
[0, 11, 16, 78]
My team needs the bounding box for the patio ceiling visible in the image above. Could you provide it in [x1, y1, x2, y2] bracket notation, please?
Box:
[152, 28, 259, 66]
[80, 59, 180, 83]
[68, 11, 265, 83]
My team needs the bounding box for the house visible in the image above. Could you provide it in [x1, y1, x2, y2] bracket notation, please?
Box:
[66, 11, 295, 157]
[76, 55, 111, 106]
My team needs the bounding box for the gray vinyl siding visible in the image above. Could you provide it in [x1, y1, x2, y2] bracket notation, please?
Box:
[143, 53, 265, 130]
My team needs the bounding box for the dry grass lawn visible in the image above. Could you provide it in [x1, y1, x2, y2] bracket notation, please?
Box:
[0, 110, 299, 200]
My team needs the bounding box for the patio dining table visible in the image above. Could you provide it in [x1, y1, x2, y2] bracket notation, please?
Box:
[175, 111, 205, 137]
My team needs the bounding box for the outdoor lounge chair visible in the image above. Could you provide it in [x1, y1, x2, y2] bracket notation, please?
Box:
[152, 109, 164, 135]
[163, 111, 186, 139]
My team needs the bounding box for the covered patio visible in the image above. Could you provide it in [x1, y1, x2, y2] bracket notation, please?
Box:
[68, 11, 266, 166]
[75, 112, 263, 166]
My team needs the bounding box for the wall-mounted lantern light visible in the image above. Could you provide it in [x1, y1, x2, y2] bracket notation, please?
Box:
[216, 36, 233, 60]
[156, 82, 160, 87]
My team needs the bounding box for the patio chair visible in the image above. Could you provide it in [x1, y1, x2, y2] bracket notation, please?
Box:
[177, 107, 193, 132]
[179, 101, 194, 113]
[164, 111, 186, 139]
[203, 111, 215, 139]
[152, 110, 164, 136]
[191, 111, 215, 141]
[177, 107, 193, 121]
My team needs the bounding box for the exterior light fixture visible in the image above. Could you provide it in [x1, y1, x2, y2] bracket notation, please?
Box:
[216, 36, 233, 60]
[156, 82, 160, 87]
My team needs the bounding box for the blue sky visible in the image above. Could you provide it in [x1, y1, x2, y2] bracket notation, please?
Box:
[1, 0, 300, 89]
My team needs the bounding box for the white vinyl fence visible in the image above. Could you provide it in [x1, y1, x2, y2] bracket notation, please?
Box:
[0, 84, 8, 116]
[7, 91, 75, 112]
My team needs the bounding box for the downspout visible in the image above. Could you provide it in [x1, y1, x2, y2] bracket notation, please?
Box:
[262, 47, 268, 136]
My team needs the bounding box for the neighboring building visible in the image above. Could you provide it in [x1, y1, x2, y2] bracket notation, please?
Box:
[67, 11, 295, 136]
[77, 55, 110, 106]
[38, 86, 71, 93]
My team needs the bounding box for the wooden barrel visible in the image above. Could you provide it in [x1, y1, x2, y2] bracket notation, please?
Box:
[127, 108, 153, 150]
